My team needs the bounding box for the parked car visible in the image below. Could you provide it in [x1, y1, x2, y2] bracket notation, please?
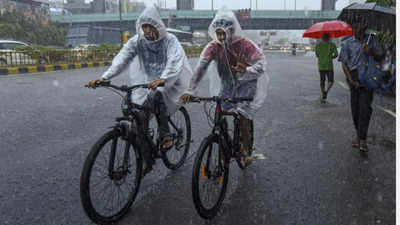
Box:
[0, 40, 37, 66]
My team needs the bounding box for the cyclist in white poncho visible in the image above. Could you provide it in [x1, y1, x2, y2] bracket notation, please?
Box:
[88, 6, 192, 174]
[181, 8, 269, 165]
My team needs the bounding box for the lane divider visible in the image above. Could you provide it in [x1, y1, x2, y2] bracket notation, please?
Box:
[338, 81, 349, 90]
[375, 105, 396, 118]
[0, 61, 112, 76]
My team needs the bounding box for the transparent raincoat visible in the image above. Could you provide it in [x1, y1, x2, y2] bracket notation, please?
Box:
[187, 8, 269, 119]
[102, 6, 192, 115]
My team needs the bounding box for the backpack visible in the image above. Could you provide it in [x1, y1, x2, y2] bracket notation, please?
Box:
[357, 55, 384, 90]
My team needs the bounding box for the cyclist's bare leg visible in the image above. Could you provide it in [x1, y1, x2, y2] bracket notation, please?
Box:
[143, 91, 173, 150]
[239, 115, 253, 165]
[139, 111, 155, 175]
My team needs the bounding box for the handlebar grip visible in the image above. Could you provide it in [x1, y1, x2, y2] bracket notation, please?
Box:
[85, 80, 111, 88]
[102, 80, 111, 85]
[190, 97, 201, 103]
[233, 97, 253, 102]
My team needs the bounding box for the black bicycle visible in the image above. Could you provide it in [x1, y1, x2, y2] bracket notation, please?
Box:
[190, 96, 254, 219]
[80, 81, 191, 225]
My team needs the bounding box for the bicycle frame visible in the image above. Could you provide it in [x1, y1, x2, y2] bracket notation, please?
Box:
[211, 99, 241, 161]
[104, 84, 182, 175]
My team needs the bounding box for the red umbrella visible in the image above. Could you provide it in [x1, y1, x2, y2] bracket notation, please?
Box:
[303, 20, 353, 39]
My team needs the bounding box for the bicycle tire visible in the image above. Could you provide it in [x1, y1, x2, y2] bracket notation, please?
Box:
[192, 134, 229, 219]
[161, 106, 191, 170]
[80, 129, 143, 225]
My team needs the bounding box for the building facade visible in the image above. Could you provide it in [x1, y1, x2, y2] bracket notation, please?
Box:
[321, 0, 337, 10]
[349, 0, 366, 4]
[0, 0, 50, 24]
[176, 0, 194, 10]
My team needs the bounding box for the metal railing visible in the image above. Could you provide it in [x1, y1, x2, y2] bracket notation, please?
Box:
[0, 47, 202, 67]
[0, 49, 119, 67]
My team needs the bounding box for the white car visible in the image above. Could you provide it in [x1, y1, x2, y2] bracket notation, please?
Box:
[0, 40, 37, 66]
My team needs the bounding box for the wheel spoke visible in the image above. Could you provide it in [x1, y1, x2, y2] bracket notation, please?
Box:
[83, 132, 141, 220]
[198, 141, 225, 210]
[163, 108, 189, 167]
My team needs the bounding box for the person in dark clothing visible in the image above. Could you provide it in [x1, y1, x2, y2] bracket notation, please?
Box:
[338, 23, 384, 152]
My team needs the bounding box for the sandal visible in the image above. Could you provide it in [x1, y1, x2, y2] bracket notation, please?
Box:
[352, 136, 360, 148]
[359, 140, 369, 152]
[239, 147, 253, 167]
[240, 155, 253, 167]
[161, 135, 174, 152]
[141, 165, 153, 178]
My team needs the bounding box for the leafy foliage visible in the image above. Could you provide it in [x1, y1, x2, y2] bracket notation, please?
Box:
[0, 11, 66, 46]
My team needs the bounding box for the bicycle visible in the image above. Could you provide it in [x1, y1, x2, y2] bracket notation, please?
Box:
[80, 81, 191, 225]
[190, 96, 254, 219]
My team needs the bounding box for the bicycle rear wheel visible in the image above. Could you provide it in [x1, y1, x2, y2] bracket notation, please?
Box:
[161, 106, 191, 170]
[80, 130, 142, 225]
[192, 134, 229, 219]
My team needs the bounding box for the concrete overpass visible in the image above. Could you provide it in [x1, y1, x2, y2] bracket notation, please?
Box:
[52, 10, 341, 31]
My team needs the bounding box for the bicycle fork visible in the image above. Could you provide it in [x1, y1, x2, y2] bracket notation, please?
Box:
[107, 120, 137, 179]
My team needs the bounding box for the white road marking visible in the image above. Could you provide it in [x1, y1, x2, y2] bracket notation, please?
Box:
[337, 81, 395, 118]
[253, 153, 266, 160]
[375, 105, 396, 118]
[338, 81, 349, 90]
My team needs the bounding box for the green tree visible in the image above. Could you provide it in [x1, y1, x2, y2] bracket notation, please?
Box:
[277, 38, 289, 45]
[365, 0, 395, 7]
[0, 11, 66, 46]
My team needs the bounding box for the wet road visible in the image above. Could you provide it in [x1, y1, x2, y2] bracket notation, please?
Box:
[0, 52, 395, 225]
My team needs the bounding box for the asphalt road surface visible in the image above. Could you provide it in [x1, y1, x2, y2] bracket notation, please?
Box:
[0, 52, 395, 225]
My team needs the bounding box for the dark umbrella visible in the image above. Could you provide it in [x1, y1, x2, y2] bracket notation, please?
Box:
[338, 3, 395, 33]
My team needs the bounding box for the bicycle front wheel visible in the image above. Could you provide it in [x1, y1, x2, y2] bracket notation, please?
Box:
[192, 134, 229, 219]
[161, 106, 191, 170]
[80, 130, 142, 225]
[236, 119, 254, 170]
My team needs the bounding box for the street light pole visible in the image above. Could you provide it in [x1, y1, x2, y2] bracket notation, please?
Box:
[119, 0, 123, 45]
[294, 0, 296, 10]
[211, 0, 213, 10]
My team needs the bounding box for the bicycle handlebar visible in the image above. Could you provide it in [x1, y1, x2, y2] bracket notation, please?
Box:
[85, 80, 164, 92]
[191, 96, 253, 103]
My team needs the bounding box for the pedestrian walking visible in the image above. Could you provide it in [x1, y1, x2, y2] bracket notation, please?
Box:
[338, 22, 384, 152]
[315, 33, 338, 103]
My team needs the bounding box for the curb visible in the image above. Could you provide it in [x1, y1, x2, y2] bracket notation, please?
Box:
[0, 61, 112, 76]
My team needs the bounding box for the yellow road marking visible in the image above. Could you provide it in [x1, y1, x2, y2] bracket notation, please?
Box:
[45, 65, 54, 71]
[8, 67, 19, 74]
[60, 64, 68, 70]
[27, 66, 37, 73]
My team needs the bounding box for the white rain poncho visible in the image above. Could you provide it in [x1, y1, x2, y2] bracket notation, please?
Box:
[187, 8, 269, 119]
[102, 6, 192, 115]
